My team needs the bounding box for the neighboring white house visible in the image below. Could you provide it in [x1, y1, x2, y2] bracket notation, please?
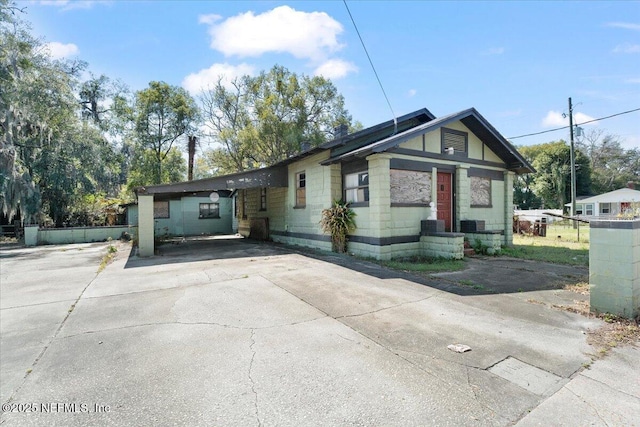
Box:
[566, 185, 640, 218]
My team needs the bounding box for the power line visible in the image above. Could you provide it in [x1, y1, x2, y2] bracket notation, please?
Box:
[343, 0, 397, 132]
[508, 107, 640, 140]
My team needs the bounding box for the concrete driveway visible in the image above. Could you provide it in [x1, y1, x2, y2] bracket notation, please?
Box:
[1, 237, 638, 426]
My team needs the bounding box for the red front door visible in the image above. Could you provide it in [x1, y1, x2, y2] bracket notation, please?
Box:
[437, 172, 453, 232]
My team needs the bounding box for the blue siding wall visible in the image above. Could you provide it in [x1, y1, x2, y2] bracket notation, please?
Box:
[127, 196, 233, 237]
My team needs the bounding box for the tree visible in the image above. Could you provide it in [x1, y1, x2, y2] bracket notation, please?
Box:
[1, 2, 125, 225]
[513, 145, 543, 209]
[200, 65, 353, 175]
[577, 129, 639, 193]
[126, 147, 186, 191]
[525, 141, 591, 209]
[79, 73, 128, 132]
[124, 81, 199, 186]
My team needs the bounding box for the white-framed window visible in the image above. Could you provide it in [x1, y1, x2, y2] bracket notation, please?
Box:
[600, 203, 611, 215]
[295, 171, 306, 208]
[585, 203, 594, 216]
[344, 171, 369, 204]
[199, 203, 219, 219]
[575, 204, 583, 215]
[153, 201, 169, 219]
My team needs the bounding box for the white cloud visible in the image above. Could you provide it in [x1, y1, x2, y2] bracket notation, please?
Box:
[198, 14, 221, 25]
[606, 22, 640, 31]
[542, 110, 598, 128]
[39, 0, 110, 10]
[481, 47, 505, 55]
[407, 89, 417, 98]
[625, 77, 640, 84]
[613, 43, 640, 53]
[182, 62, 256, 95]
[313, 59, 357, 80]
[204, 6, 344, 62]
[43, 41, 79, 59]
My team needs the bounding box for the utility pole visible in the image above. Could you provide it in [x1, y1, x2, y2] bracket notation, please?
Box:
[568, 97, 577, 229]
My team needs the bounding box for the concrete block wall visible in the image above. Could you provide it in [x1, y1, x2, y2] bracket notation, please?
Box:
[455, 165, 470, 232]
[35, 226, 137, 245]
[366, 154, 392, 239]
[589, 220, 640, 319]
[347, 241, 422, 261]
[465, 232, 503, 255]
[390, 207, 429, 237]
[420, 234, 464, 259]
[286, 152, 333, 238]
[466, 180, 506, 230]
[262, 187, 287, 232]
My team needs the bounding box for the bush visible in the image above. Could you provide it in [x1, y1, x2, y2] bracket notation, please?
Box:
[320, 199, 356, 253]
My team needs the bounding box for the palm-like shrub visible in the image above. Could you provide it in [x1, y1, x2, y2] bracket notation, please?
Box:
[320, 199, 357, 253]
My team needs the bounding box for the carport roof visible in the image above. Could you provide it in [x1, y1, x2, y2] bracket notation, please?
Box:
[136, 164, 288, 196]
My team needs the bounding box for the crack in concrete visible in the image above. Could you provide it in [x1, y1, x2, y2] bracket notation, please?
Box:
[575, 373, 640, 401]
[248, 329, 262, 427]
[5, 269, 100, 404]
[564, 385, 611, 426]
[57, 316, 329, 340]
[335, 296, 436, 319]
[0, 298, 81, 311]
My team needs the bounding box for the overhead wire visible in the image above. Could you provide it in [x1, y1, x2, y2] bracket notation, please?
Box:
[343, 0, 397, 134]
[508, 107, 640, 140]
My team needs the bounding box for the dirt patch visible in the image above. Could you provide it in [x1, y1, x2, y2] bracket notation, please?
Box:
[539, 283, 640, 358]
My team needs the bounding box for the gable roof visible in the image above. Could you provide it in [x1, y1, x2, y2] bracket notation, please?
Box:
[565, 187, 640, 205]
[321, 108, 534, 174]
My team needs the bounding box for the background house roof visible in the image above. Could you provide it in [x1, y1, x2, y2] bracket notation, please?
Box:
[565, 188, 640, 205]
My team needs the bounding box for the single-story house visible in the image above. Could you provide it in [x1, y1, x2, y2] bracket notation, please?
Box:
[134, 107, 534, 259]
[126, 192, 233, 238]
[566, 184, 640, 218]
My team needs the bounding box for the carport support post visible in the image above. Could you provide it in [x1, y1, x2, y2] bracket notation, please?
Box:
[138, 195, 155, 257]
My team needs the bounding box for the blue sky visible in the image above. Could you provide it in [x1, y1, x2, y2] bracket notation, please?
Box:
[23, 0, 640, 149]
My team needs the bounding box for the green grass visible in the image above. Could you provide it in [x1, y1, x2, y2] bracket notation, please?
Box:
[380, 256, 466, 274]
[505, 223, 590, 266]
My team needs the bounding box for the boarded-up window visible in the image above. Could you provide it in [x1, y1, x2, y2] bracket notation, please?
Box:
[390, 170, 431, 204]
[153, 201, 169, 218]
[470, 177, 491, 207]
[441, 128, 468, 154]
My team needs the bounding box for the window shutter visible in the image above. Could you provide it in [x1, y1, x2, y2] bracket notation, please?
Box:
[443, 130, 466, 152]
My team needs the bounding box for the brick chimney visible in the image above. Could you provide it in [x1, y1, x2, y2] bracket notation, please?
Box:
[334, 124, 349, 139]
[628, 181, 635, 190]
